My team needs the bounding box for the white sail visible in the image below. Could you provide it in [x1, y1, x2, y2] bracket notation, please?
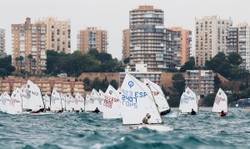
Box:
[85, 94, 96, 112]
[102, 85, 121, 119]
[65, 93, 75, 111]
[144, 79, 170, 113]
[21, 80, 44, 111]
[179, 87, 198, 113]
[8, 88, 23, 114]
[43, 94, 51, 110]
[60, 93, 67, 110]
[98, 90, 105, 112]
[212, 88, 228, 113]
[120, 74, 162, 125]
[0, 92, 11, 113]
[74, 93, 85, 111]
[50, 88, 63, 111]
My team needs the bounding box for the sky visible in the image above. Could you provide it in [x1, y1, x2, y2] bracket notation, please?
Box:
[1, 0, 250, 60]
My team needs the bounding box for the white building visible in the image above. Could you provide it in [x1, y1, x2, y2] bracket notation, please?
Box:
[238, 23, 250, 71]
[37, 17, 71, 54]
[195, 16, 232, 66]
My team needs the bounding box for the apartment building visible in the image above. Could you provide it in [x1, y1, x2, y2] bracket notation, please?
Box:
[0, 76, 85, 96]
[12, 17, 47, 74]
[77, 27, 108, 54]
[238, 23, 250, 71]
[122, 29, 130, 61]
[37, 17, 71, 53]
[195, 16, 232, 66]
[129, 5, 167, 72]
[170, 27, 192, 66]
[185, 70, 215, 96]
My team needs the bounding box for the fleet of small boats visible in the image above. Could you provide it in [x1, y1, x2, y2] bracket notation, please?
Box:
[0, 74, 229, 131]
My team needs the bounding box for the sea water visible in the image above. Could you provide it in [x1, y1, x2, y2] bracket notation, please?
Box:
[0, 108, 249, 149]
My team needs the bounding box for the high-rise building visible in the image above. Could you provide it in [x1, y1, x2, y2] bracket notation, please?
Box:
[238, 23, 250, 71]
[12, 17, 47, 74]
[226, 27, 239, 54]
[122, 29, 130, 61]
[77, 27, 108, 54]
[129, 5, 167, 72]
[0, 28, 5, 56]
[37, 17, 71, 53]
[165, 29, 180, 68]
[195, 16, 232, 66]
[170, 27, 192, 66]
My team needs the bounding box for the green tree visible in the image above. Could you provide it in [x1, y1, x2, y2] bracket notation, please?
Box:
[203, 93, 216, 107]
[172, 73, 185, 94]
[180, 57, 195, 72]
[0, 56, 15, 76]
[227, 52, 242, 66]
[110, 80, 119, 89]
[46, 50, 124, 76]
[83, 77, 92, 91]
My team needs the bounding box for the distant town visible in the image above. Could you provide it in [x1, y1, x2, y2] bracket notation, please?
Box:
[0, 5, 250, 106]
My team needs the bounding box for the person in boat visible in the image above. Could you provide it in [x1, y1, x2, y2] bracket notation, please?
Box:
[93, 107, 100, 113]
[31, 106, 45, 113]
[220, 110, 226, 117]
[57, 109, 63, 113]
[142, 113, 151, 124]
[190, 109, 196, 115]
[160, 109, 171, 116]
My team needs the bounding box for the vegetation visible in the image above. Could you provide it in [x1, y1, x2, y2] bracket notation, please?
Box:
[205, 52, 248, 80]
[0, 56, 15, 77]
[165, 73, 185, 107]
[46, 50, 124, 77]
[180, 57, 195, 72]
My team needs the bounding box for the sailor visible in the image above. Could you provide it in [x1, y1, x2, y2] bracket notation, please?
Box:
[190, 109, 196, 115]
[93, 107, 100, 113]
[142, 113, 151, 124]
[220, 110, 226, 117]
[31, 106, 45, 113]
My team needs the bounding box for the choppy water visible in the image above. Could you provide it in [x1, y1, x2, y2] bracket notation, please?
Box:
[0, 108, 250, 149]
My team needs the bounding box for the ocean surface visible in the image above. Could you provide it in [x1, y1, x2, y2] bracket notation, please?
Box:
[0, 108, 249, 149]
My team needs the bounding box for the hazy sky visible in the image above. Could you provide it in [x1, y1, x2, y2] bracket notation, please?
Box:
[1, 0, 250, 59]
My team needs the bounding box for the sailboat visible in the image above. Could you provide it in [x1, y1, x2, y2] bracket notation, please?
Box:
[60, 93, 67, 111]
[88, 89, 101, 112]
[212, 88, 228, 114]
[65, 93, 74, 112]
[50, 88, 63, 112]
[98, 90, 105, 112]
[179, 87, 198, 114]
[20, 80, 44, 112]
[120, 74, 171, 131]
[8, 88, 23, 114]
[43, 94, 51, 111]
[102, 85, 121, 119]
[85, 94, 96, 112]
[74, 93, 85, 112]
[144, 79, 171, 115]
[0, 92, 12, 113]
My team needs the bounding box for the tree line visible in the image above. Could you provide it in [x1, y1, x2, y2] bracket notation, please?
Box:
[46, 50, 124, 77]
